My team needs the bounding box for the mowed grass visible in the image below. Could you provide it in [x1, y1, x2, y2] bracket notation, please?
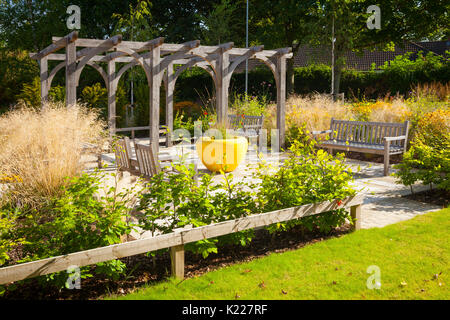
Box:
[108, 208, 449, 300]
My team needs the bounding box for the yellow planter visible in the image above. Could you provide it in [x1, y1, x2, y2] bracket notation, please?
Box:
[196, 137, 248, 172]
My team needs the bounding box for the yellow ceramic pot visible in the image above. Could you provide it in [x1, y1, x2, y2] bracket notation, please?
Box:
[196, 136, 248, 172]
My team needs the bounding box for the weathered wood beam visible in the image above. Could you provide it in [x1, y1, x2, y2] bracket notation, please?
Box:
[31, 31, 78, 61]
[0, 195, 364, 284]
[40, 57, 49, 109]
[276, 55, 287, 149]
[108, 61, 116, 139]
[53, 36, 164, 50]
[165, 63, 175, 147]
[75, 35, 122, 83]
[65, 41, 77, 106]
[159, 40, 201, 70]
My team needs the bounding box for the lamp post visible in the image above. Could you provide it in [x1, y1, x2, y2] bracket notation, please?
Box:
[245, 0, 249, 95]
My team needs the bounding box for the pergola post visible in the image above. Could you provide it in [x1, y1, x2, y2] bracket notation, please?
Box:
[165, 63, 175, 147]
[149, 45, 161, 153]
[276, 55, 287, 150]
[65, 41, 77, 107]
[216, 50, 229, 126]
[107, 60, 116, 139]
[40, 57, 49, 109]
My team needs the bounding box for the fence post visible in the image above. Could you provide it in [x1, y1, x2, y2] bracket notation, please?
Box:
[170, 245, 185, 279]
[350, 204, 362, 231]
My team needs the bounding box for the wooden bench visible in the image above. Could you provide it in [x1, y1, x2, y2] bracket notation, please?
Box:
[312, 119, 410, 176]
[228, 114, 264, 149]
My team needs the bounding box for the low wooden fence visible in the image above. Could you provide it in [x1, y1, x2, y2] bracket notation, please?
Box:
[0, 194, 363, 284]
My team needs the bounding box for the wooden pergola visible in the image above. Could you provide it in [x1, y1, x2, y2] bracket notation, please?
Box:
[30, 31, 293, 151]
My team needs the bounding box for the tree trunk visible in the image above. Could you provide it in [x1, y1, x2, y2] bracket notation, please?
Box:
[332, 56, 343, 102]
[286, 58, 295, 95]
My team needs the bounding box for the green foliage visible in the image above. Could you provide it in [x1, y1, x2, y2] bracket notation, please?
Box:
[202, 0, 239, 45]
[16, 77, 65, 107]
[254, 132, 356, 234]
[112, 0, 154, 42]
[138, 131, 356, 258]
[380, 51, 450, 95]
[230, 93, 267, 116]
[81, 82, 127, 122]
[3, 172, 136, 288]
[395, 109, 450, 192]
[137, 161, 258, 258]
[0, 209, 25, 267]
[0, 49, 38, 110]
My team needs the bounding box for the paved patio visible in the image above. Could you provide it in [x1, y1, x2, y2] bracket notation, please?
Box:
[88, 140, 442, 234]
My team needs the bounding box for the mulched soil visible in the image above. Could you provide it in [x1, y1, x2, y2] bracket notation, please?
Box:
[1, 224, 352, 300]
[403, 188, 450, 208]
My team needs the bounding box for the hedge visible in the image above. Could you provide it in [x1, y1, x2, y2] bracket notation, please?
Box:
[175, 51, 450, 101]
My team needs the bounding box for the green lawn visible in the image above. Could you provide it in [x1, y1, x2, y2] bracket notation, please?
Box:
[108, 208, 449, 300]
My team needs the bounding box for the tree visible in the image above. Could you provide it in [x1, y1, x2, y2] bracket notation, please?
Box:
[0, 0, 132, 51]
[202, 0, 240, 45]
[149, 0, 218, 43]
[251, 0, 317, 93]
[312, 0, 450, 100]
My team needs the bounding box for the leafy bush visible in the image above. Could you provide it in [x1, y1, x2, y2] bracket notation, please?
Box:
[81, 82, 128, 123]
[230, 93, 267, 116]
[137, 131, 356, 258]
[1, 172, 136, 288]
[395, 109, 450, 191]
[254, 134, 356, 234]
[176, 52, 449, 100]
[15, 77, 65, 108]
[137, 161, 257, 258]
[0, 49, 38, 111]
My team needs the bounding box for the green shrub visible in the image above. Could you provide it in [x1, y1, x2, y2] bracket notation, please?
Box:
[395, 109, 450, 191]
[138, 132, 357, 258]
[137, 161, 257, 258]
[230, 93, 267, 116]
[0, 49, 38, 111]
[2, 172, 136, 289]
[15, 77, 65, 107]
[254, 133, 356, 234]
[81, 82, 128, 123]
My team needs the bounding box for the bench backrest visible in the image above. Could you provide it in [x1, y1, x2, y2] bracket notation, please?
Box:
[135, 142, 161, 179]
[228, 115, 264, 132]
[330, 119, 410, 147]
[114, 137, 132, 170]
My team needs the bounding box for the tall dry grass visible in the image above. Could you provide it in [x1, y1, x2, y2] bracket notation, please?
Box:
[0, 101, 107, 209]
[411, 82, 450, 102]
[265, 94, 353, 132]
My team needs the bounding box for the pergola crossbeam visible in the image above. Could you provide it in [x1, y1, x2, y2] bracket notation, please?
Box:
[31, 31, 78, 61]
[36, 33, 291, 150]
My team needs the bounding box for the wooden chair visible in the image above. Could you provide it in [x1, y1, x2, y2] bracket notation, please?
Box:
[135, 142, 161, 179]
[135, 142, 199, 182]
[114, 137, 139, 177]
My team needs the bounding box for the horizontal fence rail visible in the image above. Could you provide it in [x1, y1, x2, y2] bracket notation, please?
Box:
[0, 194, 363, 284]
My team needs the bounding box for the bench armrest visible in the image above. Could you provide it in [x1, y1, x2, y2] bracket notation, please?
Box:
[311, 129, 332, 136]
[384, 135, 407, 142]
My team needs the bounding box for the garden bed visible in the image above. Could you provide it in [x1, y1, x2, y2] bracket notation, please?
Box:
[1, 223, 352, 300]
[403, 188, 449, 207]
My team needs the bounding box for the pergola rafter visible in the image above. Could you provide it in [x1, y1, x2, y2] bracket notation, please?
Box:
[30, 32, 292, 150]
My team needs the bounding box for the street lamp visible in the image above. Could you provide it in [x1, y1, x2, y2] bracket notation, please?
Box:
[245, 0, 249, 95]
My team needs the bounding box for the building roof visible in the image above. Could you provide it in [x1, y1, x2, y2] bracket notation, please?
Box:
[236, 40, 449, 73]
